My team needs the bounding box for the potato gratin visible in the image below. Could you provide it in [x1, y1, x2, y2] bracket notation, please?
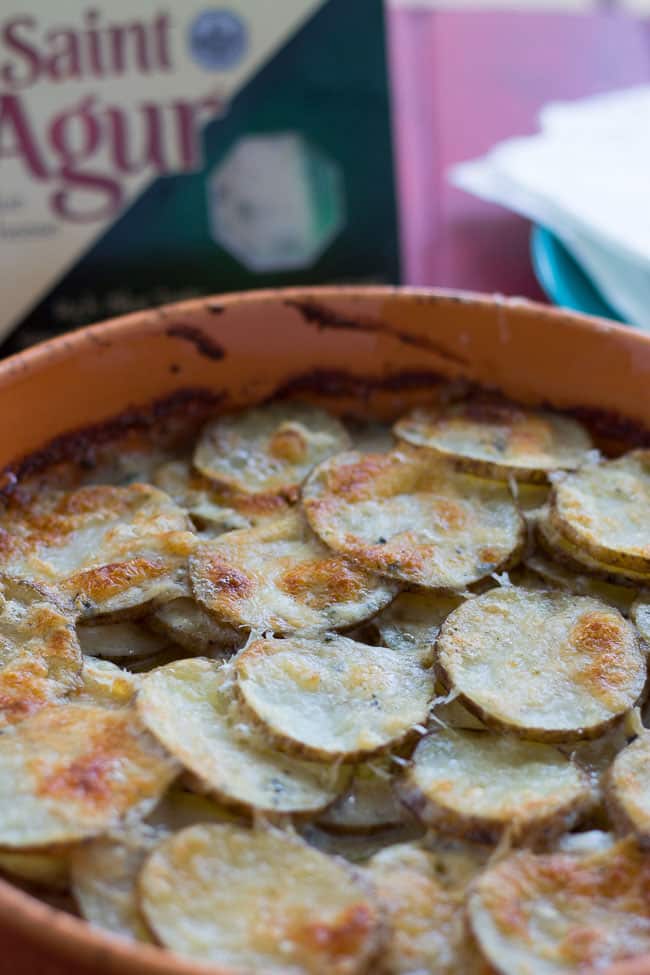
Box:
[1, 398, 650, 975]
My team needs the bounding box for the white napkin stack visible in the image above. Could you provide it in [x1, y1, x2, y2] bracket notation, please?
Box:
[450, 86, 650, 328]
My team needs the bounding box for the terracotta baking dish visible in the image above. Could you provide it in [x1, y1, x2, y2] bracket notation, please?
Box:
[1, 286, 649, 975]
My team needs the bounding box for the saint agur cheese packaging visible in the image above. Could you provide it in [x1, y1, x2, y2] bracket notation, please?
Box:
[0, 1, 399, 349]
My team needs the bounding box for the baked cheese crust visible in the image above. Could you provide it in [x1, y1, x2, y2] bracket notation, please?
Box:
[303, 448, 525, 589]
[235, 635, 434, 761]
[394, 402, 593, 482]
[190, 511, 399, 636]
[194, 403, 350, 498]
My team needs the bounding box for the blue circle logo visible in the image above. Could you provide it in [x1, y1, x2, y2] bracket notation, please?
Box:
[189, 10, 247, 71]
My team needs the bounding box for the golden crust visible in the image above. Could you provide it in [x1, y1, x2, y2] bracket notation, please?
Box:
[394, 402, 593, 483]
[0, 484, 195, 619]
[606, 732, 650, 843]
[550, 451, 650, 573]
[0, 576, 82, 729]
[398, 729, 591, 843]
[436, 587, 645, 742]
[146, 597, 244, 657]
[190, 511, 399, 636]
[0, 704, 179, 848]
[303, 448, 526, 590]
[137, 658, 348, 815]
[139, 823, 385, 973]
[235, 635, 434, 761]
[469, 837, 650, 973]
[194, 403, 350, 497]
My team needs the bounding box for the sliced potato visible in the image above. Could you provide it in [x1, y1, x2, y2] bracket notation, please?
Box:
[77, 621, 169, 660]
[317, 760, 414, 834]
[398, 729, 591, 843]
[394, 402, 593, 482]
[303, 448, 525, 589]
[0, 704, 179, 848]
[235, 635, 434, 761]
[71, 824, 162, 942]
[137, 658, 348, 815]
[632, 593, 650, 643]
[606, 732, 650, 843]
[550, 451, 650, 573]
[366, 843, 486, 975]
[153, 459, 290, 534]
[537, 512, 650, 585]
[147, 788, 245, 831]
[557, 830, 615, 855]
[0, 849, 70, 890]
[194, 403, 350, 497]
[525, 553, 637, 614]
[437, 587, 645, 741]
[0, 484, 195, 618]
[147, 597, 244, 657]
[71, 656, 139, 709]
[469, 837, 650, 974]
[139, 823, 384, 973]
[0, 576, 82, 728]
[301, 822, 425, 864]
[375, 590, 465, 666]
[190, 511, 399, 636]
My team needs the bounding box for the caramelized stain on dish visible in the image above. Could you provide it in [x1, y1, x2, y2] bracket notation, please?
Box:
[2, 394, 650, 972]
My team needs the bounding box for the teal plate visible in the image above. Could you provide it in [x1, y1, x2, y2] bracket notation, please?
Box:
[530, 225, 625, 323]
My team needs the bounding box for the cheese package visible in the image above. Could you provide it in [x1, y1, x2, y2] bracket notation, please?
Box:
[0, 1, 398, 349]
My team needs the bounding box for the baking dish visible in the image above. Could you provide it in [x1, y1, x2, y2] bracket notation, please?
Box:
[0, 286, 648, 975]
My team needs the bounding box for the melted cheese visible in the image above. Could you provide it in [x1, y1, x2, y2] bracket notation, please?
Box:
[437, 587, 645, 740]
[394, 402, 592, 483]
[303, 448, 525, 589]
[235, 635, 434, 761]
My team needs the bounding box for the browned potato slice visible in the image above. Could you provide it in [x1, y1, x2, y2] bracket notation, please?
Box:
[301, 821, 425, 864]
[537, 512, 650, 586]
[303, 448, 525, 590]
[190, 511, 398, 636]
[137, 658, 348, 815]
[366, 843, 490, 975]
[398, 729, 591, 843]
[0, 484, 195, 618]
[77, 621, 170, 661]
[0, 705, 179, 848]
[394, 402, 593, 482]
[71, 824, 162, 942]
[606, 732, 650, 843]
[469, 837, 650, 973]
[146, 597, 244, 657]
[194, 403, 350, 498]
[632, 593, 650, 644]
[71, 656, 139, 709]
[525, 553, 637, 614]
[138, 824, 385, 973]
[0, 576, 81, 729]
[235, 635, 434, 761]
[550, 451, 650, 573]
[317, 760, 415, 834]
[153, 460, 289, 534]
[436, 588, 645, 741]
[375, 590, 465, 666]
